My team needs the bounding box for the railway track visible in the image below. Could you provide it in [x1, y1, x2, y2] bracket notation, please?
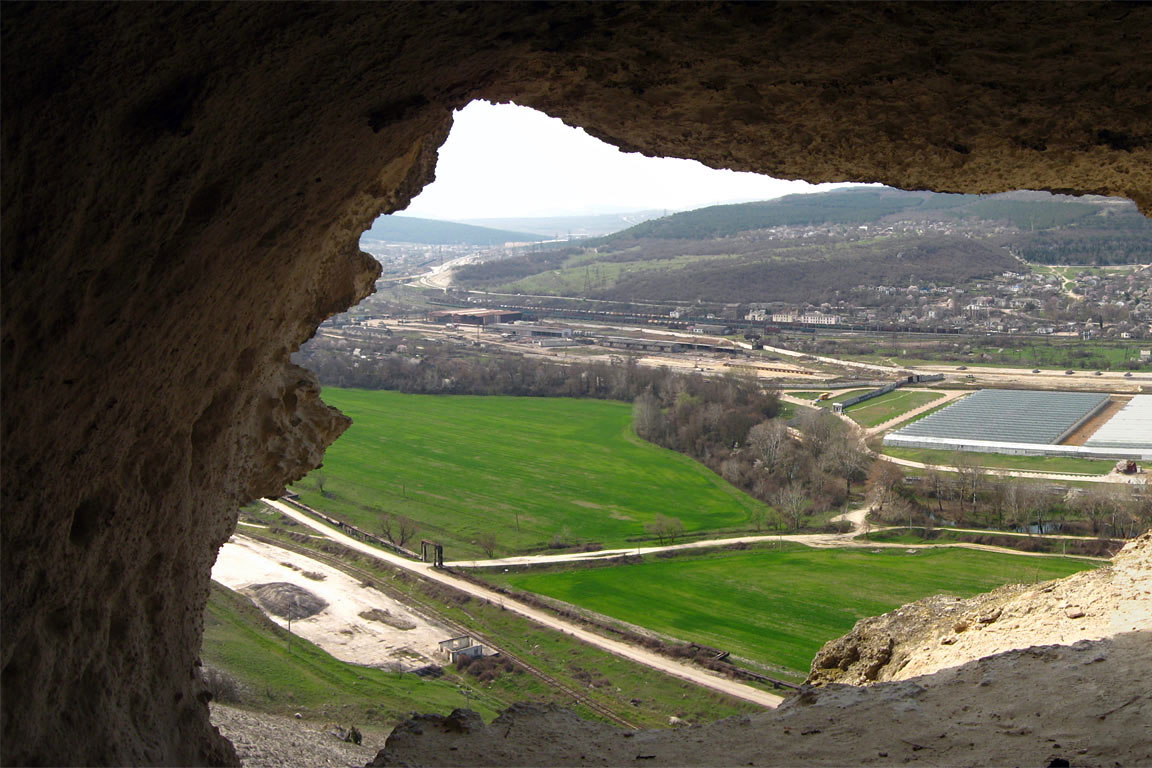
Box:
[241, 531, 640, 729]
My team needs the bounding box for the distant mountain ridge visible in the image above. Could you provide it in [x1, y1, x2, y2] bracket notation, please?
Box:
[597, 188, 1135, 243]
[453, 187, 1152, 304]
[361, 215, 547, 245]
[458, 211, 667, 238]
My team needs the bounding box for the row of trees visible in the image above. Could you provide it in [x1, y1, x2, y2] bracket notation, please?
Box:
[634, 393, 872, 529]
[867, 459, 1152, 539]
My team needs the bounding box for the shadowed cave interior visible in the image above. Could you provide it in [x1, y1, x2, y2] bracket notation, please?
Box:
[2, 3, 1151, 765]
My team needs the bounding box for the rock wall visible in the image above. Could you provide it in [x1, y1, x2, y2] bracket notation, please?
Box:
[3, 3, 1150, 764]
[374, 632, 1152, 767]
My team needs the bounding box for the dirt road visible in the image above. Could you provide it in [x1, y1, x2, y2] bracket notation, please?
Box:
[261, 499, 787, 709]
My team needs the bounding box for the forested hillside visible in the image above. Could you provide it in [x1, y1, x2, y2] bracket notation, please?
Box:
[599, 237, 1014, 304]
[452, 188, 1151, 302]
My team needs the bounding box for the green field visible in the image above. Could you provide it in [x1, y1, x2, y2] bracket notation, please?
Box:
[882, 446, 1117, 475]
[785, 389, 944, 428]
[843, 390, 945, 427]
[201, 582, 509, 724]
[294, 390, 767, 558]
[881, 398, 960, 431]
[486, 546, 1098, 679]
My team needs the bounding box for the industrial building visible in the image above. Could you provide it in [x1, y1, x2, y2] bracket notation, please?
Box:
[486, 322, 573, 339]
[884, 389, 1152, 461]
[428, 308, 522, 325]
[1084, 396, 1152, 451]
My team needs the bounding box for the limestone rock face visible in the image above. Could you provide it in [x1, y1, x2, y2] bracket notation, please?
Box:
[2, 3, 1150, 764]
[808, 532, 1152, 687]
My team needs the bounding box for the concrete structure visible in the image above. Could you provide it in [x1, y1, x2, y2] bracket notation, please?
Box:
[438, 635, 487, 663]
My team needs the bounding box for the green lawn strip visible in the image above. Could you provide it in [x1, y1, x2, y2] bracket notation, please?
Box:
[485, 546, 1097, 679]
[881, 398, 962, 431]
[230, 524, 763, 727]
[296, 390, 768, 558]
[882, 446, 1116, 475]
[842, 390, 945, 427]
[201, 582, 508, 724]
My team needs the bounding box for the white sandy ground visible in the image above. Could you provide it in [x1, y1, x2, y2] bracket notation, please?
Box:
[211, 535, 454, 669]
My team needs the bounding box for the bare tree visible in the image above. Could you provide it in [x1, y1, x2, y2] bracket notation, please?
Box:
[747, 419, 787, 467]
[820, 427, 871, 496]
[315, 471, 328, 497]
[377, 508, 395, 543]
[772, 484, 811, 531]
[475, 532, 498, 558]
[645, 514, 685, 545]
[951, 453, 984, 525]
[395, 515, 418, 548]
[632, 392, 662, 440]
[1071, 485, 1119, 537]
[747, 506, 767, 532]
[866, 461, 905, 514]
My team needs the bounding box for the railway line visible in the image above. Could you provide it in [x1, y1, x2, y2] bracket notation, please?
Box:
[240, 530, 641, 729]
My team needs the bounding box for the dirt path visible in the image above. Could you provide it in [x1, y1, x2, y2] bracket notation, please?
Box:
[261, 500, 787, 709]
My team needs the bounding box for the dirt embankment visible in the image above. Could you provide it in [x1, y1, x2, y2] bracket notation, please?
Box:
[808, 531, 1151, 686]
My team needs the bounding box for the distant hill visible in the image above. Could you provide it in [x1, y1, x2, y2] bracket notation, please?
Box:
[453, 188, 1151, 303]
[458, 211, 667, 238]
[361, 215, 547, 245]
[597, 187, 1128, 243]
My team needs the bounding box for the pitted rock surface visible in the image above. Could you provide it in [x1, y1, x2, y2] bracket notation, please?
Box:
[371, 634, 1152, 766]
[4, 3, 1151, 764]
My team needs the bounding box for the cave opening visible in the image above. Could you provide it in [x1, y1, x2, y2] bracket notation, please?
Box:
[4, 4, 1151, 765]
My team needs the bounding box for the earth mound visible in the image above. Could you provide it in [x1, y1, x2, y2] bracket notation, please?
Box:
[246, 583, 328, 620]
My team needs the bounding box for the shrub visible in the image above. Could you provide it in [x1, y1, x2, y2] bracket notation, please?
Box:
[201, 666, 242, 704]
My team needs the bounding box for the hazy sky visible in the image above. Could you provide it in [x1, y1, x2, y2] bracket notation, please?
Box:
[398, 101, 856, 221]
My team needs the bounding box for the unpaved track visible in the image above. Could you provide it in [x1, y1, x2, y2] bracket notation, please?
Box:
[261, 499, 787, 709]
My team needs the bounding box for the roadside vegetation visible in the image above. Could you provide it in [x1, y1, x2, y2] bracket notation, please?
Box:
[482, 546, 1099, 680]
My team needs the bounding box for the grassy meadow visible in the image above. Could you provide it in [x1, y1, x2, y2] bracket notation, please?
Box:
[294, 389, 768, 558]
[485, 546, 1099, 680]
[843, 389, 945, 427]
[786, 389, 945, 428]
